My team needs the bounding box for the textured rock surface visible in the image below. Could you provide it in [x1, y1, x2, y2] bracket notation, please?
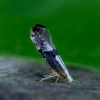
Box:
[0, 56, 100, 100]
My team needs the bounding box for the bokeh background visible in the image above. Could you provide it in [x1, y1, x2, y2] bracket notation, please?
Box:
[0, 0, 100, 71]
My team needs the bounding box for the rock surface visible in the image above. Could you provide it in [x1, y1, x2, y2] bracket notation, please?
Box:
[0, 56, 100, 100]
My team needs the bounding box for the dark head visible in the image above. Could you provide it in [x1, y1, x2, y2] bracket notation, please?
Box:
[31, 24, 46, 33]
[35, 24, 46, 28]
[30, 24, 47, 39]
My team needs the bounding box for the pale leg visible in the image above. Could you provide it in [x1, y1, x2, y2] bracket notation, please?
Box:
[40, 74, 58, 81]
[40, 69, 60, 82]
[55, 76, 60, 83]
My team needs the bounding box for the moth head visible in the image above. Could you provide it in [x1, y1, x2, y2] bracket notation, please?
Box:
[30, 24, 46, 38]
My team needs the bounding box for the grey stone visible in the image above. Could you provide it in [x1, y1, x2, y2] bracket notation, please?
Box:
[0, 56, 100, 100]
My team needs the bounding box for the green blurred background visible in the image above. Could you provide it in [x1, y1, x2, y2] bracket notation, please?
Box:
[0, 0, 100, 71]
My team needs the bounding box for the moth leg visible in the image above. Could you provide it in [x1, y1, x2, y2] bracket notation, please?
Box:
[40, 74, 58, 82]
[51, 69, 60, 83]
[55, 76, 60, 83]
[44, 73, 55, 77]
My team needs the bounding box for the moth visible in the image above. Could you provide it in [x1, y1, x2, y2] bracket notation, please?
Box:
[30, 24, 73, 83]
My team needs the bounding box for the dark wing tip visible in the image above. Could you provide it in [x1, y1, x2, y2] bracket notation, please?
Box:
[35, 24, 46, 28]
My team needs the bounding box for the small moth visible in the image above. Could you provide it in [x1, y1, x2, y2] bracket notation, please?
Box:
[30, 24, 73, 83]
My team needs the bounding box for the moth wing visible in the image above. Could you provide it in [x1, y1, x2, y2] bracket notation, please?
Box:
[44, 30, 55, 49]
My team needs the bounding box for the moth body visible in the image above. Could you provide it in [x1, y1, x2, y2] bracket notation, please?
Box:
[30, 24, 73, 83]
